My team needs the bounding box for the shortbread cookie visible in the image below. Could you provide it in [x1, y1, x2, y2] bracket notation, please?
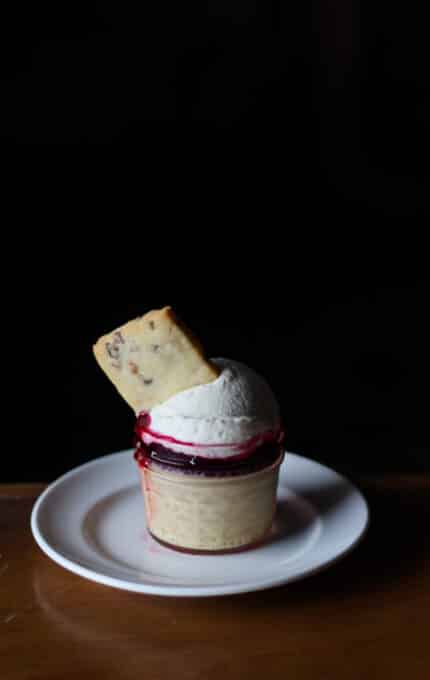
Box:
[93, 307, 220, 412]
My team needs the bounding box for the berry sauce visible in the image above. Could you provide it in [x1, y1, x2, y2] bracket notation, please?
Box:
[133, 413, 285, 477]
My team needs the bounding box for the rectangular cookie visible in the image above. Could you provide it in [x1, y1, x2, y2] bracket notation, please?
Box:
[93, 306, 220, 412]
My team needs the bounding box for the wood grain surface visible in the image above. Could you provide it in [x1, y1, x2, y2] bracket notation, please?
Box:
[1, 477, 429, 679]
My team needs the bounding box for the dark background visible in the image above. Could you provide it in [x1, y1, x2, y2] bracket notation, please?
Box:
[1, 1, 430, 215]
[2, 3, 429, 481]
[8, 251, 430, 483]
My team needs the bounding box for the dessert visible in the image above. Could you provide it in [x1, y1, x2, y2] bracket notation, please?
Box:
[93, 307, 285, 552]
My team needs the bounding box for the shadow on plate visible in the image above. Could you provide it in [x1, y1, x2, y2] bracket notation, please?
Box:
[233, 480, 430, 607]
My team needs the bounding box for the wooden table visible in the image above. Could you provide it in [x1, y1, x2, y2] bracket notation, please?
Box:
[1, 477, 429, 679]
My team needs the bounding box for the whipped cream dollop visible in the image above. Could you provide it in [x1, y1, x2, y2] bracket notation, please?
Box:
[141, 358, 281, 459]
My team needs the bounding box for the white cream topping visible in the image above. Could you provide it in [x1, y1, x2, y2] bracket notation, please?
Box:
[147, 358, 280, 459]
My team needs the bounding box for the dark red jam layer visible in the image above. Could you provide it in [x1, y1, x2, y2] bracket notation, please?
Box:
[134, 439, 283, 476]
[133, 412, 284, 477]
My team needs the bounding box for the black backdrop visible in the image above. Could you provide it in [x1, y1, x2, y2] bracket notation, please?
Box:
[1, 1, 429, 215]
[2, 2, 430, 481]
[8, 252, 429, 483]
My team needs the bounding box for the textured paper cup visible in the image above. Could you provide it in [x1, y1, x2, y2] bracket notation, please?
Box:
[138, 453, 284, 552]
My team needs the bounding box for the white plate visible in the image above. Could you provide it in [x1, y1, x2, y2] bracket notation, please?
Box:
[31, 450, 369, 597]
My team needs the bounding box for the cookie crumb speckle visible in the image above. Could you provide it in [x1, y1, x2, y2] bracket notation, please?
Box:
[106, 342, 120, 360]
[114, 331, 125, 344]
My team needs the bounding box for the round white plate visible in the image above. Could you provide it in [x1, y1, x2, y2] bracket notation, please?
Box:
[31, 450, 369, 597]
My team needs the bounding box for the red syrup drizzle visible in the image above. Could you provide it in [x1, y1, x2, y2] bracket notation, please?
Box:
[134, 413, 285, 477]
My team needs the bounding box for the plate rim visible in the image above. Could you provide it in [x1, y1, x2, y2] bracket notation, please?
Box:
[31, 450, 369, 597]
